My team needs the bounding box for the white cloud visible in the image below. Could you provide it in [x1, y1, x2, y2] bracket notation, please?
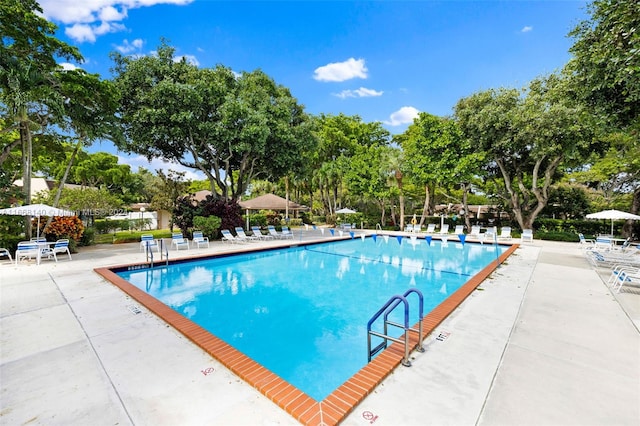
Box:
[118, 154, 205, 181]
[313, 58, 368, 82]
[173, 54, 200, 66]
[39, 0, 193, 42]
[333, 87, 383, 99]
[116, 38, 145, 54]
[384, 106, 420, 126]
[59, 62, 80, 71]
[521, 26, 533, 33]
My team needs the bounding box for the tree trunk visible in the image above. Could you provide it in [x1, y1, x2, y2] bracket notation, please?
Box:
[20, 122, 32, 238]
[46, 139, 83, 229]
[462, 183, 472, 230]
[419, 184, 431, 226]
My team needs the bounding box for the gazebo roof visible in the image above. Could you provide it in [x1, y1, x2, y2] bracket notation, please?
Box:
[239, 194, 306, 211]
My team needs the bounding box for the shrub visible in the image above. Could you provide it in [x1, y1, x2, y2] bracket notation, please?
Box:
[38, 216, 85, 241]
[193, 215, 221, 239]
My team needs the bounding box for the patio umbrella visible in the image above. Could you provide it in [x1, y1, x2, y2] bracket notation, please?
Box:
[336, 208, 357, 214]
[0, 203, 75, 238]
[585, 209, 640, 236]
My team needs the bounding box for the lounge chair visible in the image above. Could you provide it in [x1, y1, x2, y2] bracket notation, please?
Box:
[498, 226, 512, 240]
[251, 226, 273, 240]
[585, 249, 640, 268]
[425, 223, 436, 234]
[15, 241, 40, 265]
[192, 231, 210, 248]
[610, 266, 640, 293]
[405, 224, 413, 232]
[485, 226, 498, 240]
[594, 237, 613, 251]
[439, 224, 450, 235]
[521, 229, 534, 243]
[221, 229, 242, 243]
[140, 234, 159, 252]
[281, 226, 294, 239]
[235, 227, 259, 242]
[0, 248, 12, 263]
[267, 225, 287, 239]
[453, 225, 464, 235]
[469, 225, 481, 237]
[42, 239, 72, 262]
[171, 233, 189, 250]
[578, 233, 595, 249]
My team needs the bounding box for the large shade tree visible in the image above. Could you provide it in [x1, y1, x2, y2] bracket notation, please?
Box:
[455, 74, 595, 230]
[399, 113, 485, 230]
[568, 0, 640, 219]
[111, 42, 315, 202]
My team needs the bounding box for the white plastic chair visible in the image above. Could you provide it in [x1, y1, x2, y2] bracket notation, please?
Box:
[521, 229, 534, 243]
[140, 234, 159, 252]
[15, 241, 40, 265]
[221, 229, 242, 243]
[43, 239, 72, 262]
[251, 226, 273, 240]
[171, 233, 189, 250]
[498, 226, 512, 240]
[192, 231, 210, 248]
[0, 247, 13, 263]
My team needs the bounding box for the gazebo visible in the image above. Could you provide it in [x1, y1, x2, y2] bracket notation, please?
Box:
[239, 194, 307, 228]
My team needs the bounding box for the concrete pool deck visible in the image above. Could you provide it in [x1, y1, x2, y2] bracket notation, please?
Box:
[1, 232, 638, 425]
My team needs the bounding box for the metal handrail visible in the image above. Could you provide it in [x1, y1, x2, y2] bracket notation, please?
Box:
[367, 289, 425, 367]
[145, 241, 154, 268]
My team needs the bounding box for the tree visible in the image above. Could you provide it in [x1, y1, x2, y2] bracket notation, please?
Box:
[455, 74, 594, 230]
[568, 0, 640, 131]
[111, 42, 315, 202]
[568, 0, 640, 218]
[400, 113, 485, 230]
[1, 0, 82, 237]
[148, 169, 190, 229]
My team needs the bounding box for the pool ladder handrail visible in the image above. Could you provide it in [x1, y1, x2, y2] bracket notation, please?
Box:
[367, 288, 425, 367]
[145, 239, 169, 268]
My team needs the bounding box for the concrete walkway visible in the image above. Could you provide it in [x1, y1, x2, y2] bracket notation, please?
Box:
[1, 235, 638, 425]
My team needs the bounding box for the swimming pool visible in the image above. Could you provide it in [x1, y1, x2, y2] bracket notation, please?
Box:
[114, 236, 508, 402]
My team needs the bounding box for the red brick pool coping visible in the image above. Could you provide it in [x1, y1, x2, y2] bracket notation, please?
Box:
[95, 240, 517, 425]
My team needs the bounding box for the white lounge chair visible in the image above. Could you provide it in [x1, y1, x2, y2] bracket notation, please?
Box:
[221, 229, 242, 243]
[0, 248, 12, 263]
[498, 226, 512, 240]
[43, 239, 72, 262]
[469, 225, 481, 237]
[439, 224, 449, 235]
[15, 241, 40, 265]
[267, 225, 287, 239]
[281, 226, 294, 239]
[610, 266, 640, 293]
[171, 233, 189, 250]
[140, 234, 159, 252]
[251, 226, 273, 240]
[453, 225, 464, 235]
[521, 229, 534, 243]
[425, 223, 436, 234]
[235, 227, 258, 242]
[192, 231, 210, 248]
[578, 233, 595, 249]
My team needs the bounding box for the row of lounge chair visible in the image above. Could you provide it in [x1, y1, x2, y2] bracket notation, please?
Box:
[140, 231, 210, 252]
[221, 226, 294, 244]
[580, 234, 640, 292]
[139, 226, 295, 251]
[405, 224, 531, 242]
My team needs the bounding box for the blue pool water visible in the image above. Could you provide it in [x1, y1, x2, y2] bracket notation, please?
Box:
[117, 236, 506, 401]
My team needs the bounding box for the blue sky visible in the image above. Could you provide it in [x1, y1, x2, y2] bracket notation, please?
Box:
[39, 0, 589, 180]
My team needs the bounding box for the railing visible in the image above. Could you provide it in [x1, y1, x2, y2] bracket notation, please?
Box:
[367, 288, 425, 367]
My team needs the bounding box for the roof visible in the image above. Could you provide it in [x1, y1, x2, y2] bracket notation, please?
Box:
[239, 193, 307, 211]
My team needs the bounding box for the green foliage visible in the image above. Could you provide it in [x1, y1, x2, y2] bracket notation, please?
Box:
[247, 213, 268, 227]
[111, 41, 316, 201]
[568, 0, 640, 130]
[193, 215, 221, 239]
[94, 218, 133, 234]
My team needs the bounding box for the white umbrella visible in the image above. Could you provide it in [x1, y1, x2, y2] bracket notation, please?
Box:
[0, 203, 75, 238]
[336, 208, 357, 214]
[585, 209, 640, 236]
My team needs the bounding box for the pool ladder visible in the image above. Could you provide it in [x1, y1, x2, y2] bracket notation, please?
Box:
[144, 239, 169, 268]
[367, 288, 425, 367]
